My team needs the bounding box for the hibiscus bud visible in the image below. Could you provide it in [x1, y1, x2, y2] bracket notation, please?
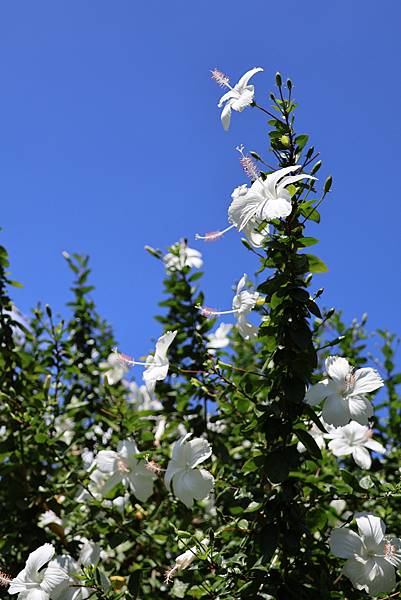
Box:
[324, 175, 333, 194]
[286, 78, 293, 91]
[275, 72, 282, 87]
[315, 288, 324, 298]
[311, 160, 322, 175]
[45, 304, 52, 318]
[326, 307, 335, 319]
[280, 135, 290, 147]
[250, 150, 261, 161]
[269, 92, 276, 101]
[305, 146, 314, 159]
[144, 245, 163, 259]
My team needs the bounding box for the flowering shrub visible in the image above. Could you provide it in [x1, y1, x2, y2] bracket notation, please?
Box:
[0, 67, 400, 599]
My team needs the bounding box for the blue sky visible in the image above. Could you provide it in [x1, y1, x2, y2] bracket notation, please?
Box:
[1, 1, 400, 361]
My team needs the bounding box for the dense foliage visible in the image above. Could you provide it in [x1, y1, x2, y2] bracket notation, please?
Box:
[0, 68, 400, 599]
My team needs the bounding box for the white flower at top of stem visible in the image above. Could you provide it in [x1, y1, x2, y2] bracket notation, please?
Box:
[163, 240, 203, 272]
[8, 543, 69, 600]
[228, 165, 315, 231]
[93, 439, 156, 502]
[165, 539, 209, 583]
[305, 356, 383, 427]
[99, 352, 128, 386]
[165, 434, 214, 508]
[229, 185, 270, 247]
[297, 418, 331, 454]
[212, 67, 263, 130]
[325, 421, 385, 469]
[329, 512, 401, 596]
[206, 323, 233, 353]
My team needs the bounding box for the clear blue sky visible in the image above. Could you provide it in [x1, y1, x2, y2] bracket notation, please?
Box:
[1, 1, 400, 360]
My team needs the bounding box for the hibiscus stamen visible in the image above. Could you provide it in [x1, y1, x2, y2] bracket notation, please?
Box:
[236, 144, 260, 181]
[343, 372, 356, 396]
[112, 348, 150, 368]
[383, 538, 401, 567]
[0, 572, 11, 587]
[211, 69, 230, 88]
[116, 458, 130, 473]
[196, 305, 238, 318]
[195, 225, 235, 242]
[164, 565, 179, 583]
[145, 459, 164, 474]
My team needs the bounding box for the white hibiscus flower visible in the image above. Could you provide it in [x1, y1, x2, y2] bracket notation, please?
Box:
[325, 421, 385, 469]
[330, 513, 401, 596]
[165, 434, 214, 508]
[228, 165, 315, 231]
[163, 240, 203, 271]
[93, 439, 156, 502]
[8, 543, 69, 599]
[211, 67, 263, 130]
[305, 356, 383, 427]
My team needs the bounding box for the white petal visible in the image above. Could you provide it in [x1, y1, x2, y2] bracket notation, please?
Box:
[342, 556, 373, 591]
[352, 446, 372, 469]
[364, 439, 385, 454]
[329, 528, 363, 558]
[41, 563, 69, 594]
[231, 88, 254, 111]
[95, 451, 118, 473]
[366, 557, 396, 596]
[322, 394, 350, 426]
[275, 173, 316, 195]
[328, 439, 353, 457]
[351, 367, 384, 396]
[262, 165, 301, 196]
[356, 512, 385, 547]
[305, 380, 330, 406]
[143, 363, 169, 385]
[221, 102, 232, 130]
[187, 437, 212, 468]
[154, 331, 177, 361]
[25, 544, 55, 582]
[236, 67, 263, 89]
[165, 462, 184, 490]
[236, 314, 258, 340]
[258, 197, 292, 221]
[325, 356, 350, 383]
[100, 471, 123, 495]
[127, 465, 156, 502]
[348, 396, 373, 425]
[172, 469, 214, 508]
[218, 88, 237, 107]
[117, 439, 139, 459]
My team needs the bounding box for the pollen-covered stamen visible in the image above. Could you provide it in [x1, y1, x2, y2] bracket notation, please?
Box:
[196, 304, 238, 318]
[0, 571, 12, 587]
[343, 372, 356, 396]
[145, 459, 164, 475]
[164, 565, 179, 583]
[195, 225, 235, 242]
[236, 144, 260, 181]
[211, 68, 230, 88]
[383, 538, 401, 567]
[113, 348, 150, 368]
[116, 458, 130, 473]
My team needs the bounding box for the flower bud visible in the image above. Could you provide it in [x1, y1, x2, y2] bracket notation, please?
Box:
[311, 160, 322, 175]
[326, 307, 335, 319]
[286, 78, 293, 91]
[275, 72, 282, 87]
[324, 175, 333, 194]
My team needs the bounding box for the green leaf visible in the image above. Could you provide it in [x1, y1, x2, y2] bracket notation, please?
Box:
[305, 254, 329, 273]
[295, 134, 309, 150]
[294, 429, 322, 459]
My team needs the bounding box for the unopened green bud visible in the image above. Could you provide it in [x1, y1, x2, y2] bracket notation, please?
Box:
[326, 307, 335, 319]
[250, 151, 261, 161]
[269, 92, 276, 101]
[45, 304, 52, 318]
[275, 72, 282, 87]
[315, 288, 324, 298]
[286, 78, 293, 91]
[324, 175, 333, 194]
[144, 245, 162, 260]
[306, 146, 314, 159]
[280, 135, 290, 147]
[311, 160, 322, 175]
[305, 273, 313, 285]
